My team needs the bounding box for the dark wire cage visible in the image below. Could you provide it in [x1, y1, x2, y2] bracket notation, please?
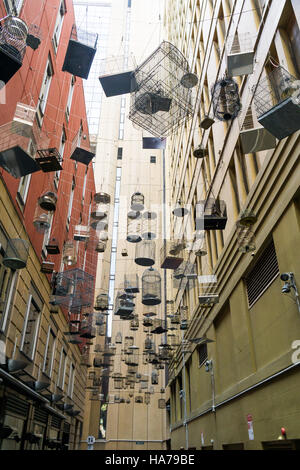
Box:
[142, 267, 162, 306]
[131, 192, 144, 211]
[142, 211, 157, 240]
[135, 240, 156, 266]
[253, 66, 300, 140]
[3, 238, 29, 269]
[0, 16, 28, 84]
[62, 24, 98, 80]
[94, 292, 109, 311]
[195, 198, 227, 231]
[129, 41, 195, 137]
[211, 77, 241, 121]
[124, 273, 139, 293]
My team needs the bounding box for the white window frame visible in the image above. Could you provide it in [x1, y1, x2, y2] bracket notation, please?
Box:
[20, 293, 41, 361]
[57, 347, 67, 389]
[52, 0, 66, 53]
[54, 126, 66, 188]
[67, 363, 75, 398]
[37, 56, 54, 126]
[43, 327, 56, 377]
[67, 178, 75, 228]
[4, 0, 23, 15]
[66, 76, 75, 121]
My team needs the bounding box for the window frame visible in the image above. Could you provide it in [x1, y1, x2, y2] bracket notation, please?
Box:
[20, 289, 42, 361]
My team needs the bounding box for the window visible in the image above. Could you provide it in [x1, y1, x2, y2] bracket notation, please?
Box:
[0, 229, 17, 333]
[198, 343, 208, 366]
[246, 239, 279, 308]
[57, 348, 67, 389]
[67, 363, 75, 398]
[82, 167, 88, 202]
[20, 285, 43, 360]
[117, 147, 123, 160]
[17, 140, 35, 206]
[66, 76, 75, 121]
[52, 0, 66, 52]
[54, 127, 66, 188]
[67, 178, 75, 228]
[43, 328, 56, 377]
[150, 156, 156, 163]
[37, 56, 54, 126]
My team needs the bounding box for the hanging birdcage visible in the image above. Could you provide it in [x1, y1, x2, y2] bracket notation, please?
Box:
[74, 225, 90, 242]
[193, 234, 207, 256]
[180, 319, 189, 330]
[239, 104, 277, 154]
[121, 248, 128, 257]
[236, 225, 256, 253]
[33, 205, 51, 233]
[151, 318, 168, 334]
[193, 144, 208, 159]
[46, 238, 60, 254]
[94, 292, 109, 311]
[124, 336, 134, 351]
[0, 122, 40, 178]
[253, 66, 300, 140]
[95, 313, 105, 326]
[143, 316, 154, 328]
[196, 199, 227, 230]
[127, 213, 142, 243]
[3, 238, 29, 270]
[112, 373, 123, 390]
[98, 323, 106, 336]
[172, 201, 189, 217]
[62, 241, 77, 266]
[160, 240, 185, 270]
[199, 293, 219, 307]
[135, 240, 155, 266]
[41, 261, 54, 274]
[12, 102, 36, 138]
[36, 147, 63, 173]
[143, 304, 158, 317]
[94, 192, 111, 204]
[62, 24, 98, 80]
[0, 16, 28, 84]
[96, 240, 107, 253]
[125, 346, 139, 366]
[237, 209, 257, 227]
[142, 211, 157, 240]
[124, 273, 139, 293]
[144, 334, 154, 351]
[91, 215, 108, 231]
[128, 209, 140, 220]
[114, 292, 134, 317]
[167, 333, 180, 348]
[91, 201, 109, 220]
[142, 267, 161, 305]
[115, 331, 122, 344]
[38, 191, 57, 212]
[131, 192, 144, 211]
[70, 131, 95, 166]
[227, 32, 254, 77]
[158, 398, 166, 409]
[130, 315, 139, 331]
[158, 344, 172, 361]
[26, 23, 42, 51]
[103, 343, 116, 356]
[211, 77, 241, 121]
[151, 370, 159, 385]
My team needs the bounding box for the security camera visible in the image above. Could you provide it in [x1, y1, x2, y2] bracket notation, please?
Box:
[280, 273, 291, 282]
[281, 273, 295, 294]
[205, 360, 212, 372]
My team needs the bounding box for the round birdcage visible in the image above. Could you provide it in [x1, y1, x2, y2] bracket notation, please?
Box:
[127, 210, 140, 219]
[131, 192, 144, 211]
[91, 202, 109, 221]
[115, 331, 122, 344]
[0, 16, 28, 58]
[130, 315, 139, 331]
[144, 334, 154, 351]
[127, 213, 142, 243]
[38, 191, 57, 212]
[211, 77, 241, 121]
[142, 211, 157, 240]
[135, 240, 155, 266]
[237, 209, 257, 227]
[172, 201, 189, 217]
[94, 192, 110, 204]
[91, 215, 108, 231]
[33, 207, 51, 233]
[3, 238, 29, 270]
[142, 267, 161, 305]
[96, 240, 107, 253]
[95, 292, 109, 311]
[151, 370, 159, 384]
[143, 304, 158, 317]
[124, 273, 139, 293]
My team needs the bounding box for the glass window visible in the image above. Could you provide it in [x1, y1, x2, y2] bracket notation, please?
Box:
[21, 286, 43, 360]
[57, 348, 67, 390]
[53, 0, 66, 52]
[43, 328, 56, 377]
[4, 0, 23, 15]
[37, 56, 54, 125]
[67, 363, 75, 398]
[66, 76, 75, 121]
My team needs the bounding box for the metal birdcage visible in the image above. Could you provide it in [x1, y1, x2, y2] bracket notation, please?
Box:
[62, 24, 98, 80]
[253, 66, 300, 140]
[135, 240, 155, 266]
[211, 77, 241, 121]
[94, 292, 109, 311]
[112, 373, 123, 390]
[125, 346, 139, 366]
[237, 209, 257, 227]
[96, 240, 107, 253]
[151, 318, 168, 334]
[239, 104, 277, 154]
[236, 224, 256, 253]
[193, 234, 207, 256]
[127, 213, 142, 243]
[130, 315, 139, 331]
[227, 32, 255, 77]
[124, 273, 139, 293]
[0, 16, 28, 84]
[115, 331, 122, 344]
[160, 240, 185, 269]
[195, 199, 227, 231]
[91, 215, 108, 231]
[53, 268, 94, 312]
[158, 344, 172, 361]
[62, 241, 77, 266]
[12, 102, 36, 138]
[33, 205, 51, 233]
[131, 192, 144, 211]
[158, 398, 166, 409]
[36, 147, 63, 173]
[74, 225, 90, 242]
[129, 41, 195, 137]
[142, 211, 157, 240]
[3, 238, 29, 270]
[38, 191, 57, 212]
[142, 267, 161, 305]
[70, 131, 95, 166]
[114, 292, 134, 317]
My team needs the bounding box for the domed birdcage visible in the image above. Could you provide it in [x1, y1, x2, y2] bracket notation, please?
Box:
[236, 225, 256, 253]
[3, 238, 29, 270]
[33, 206, 51, 233]
[94, 292, 109, 311]
[96, 240, 107, 253]
[131, 192, 144, 211]
[135, 240, 155, 266]
[62, 241, 77, 266]
[115, 292, 134, 317]
[144, 334, 154, 351]
[237, 209, 257, 227]
[127, 209, 140, 220]
[142, 211, 157, 240]
[211, 77, 241, 122]
[127, 213, 142, 243]
[151, 318, 168, 334]
[91, 215, 108, 231]
[115, 331, 122, 344]
[142, 267, 161, 306]
[130, 315, 139, 331]
[38, 191, 57, 212]
[0, 16, 28, 84]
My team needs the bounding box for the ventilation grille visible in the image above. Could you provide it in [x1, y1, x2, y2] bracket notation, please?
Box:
[5, 395, 29, 417]
[246, 239, 279, 308]
[34, 407, 48, 424]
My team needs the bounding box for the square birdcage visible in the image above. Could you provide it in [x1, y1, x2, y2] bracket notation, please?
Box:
[227, 32, 255, 77]
[195, 199, 227, 231]
[0, 123, 40, 178]
[129, 41, 195, 137]
[62, 24, 98, 80]
[239, 103, 277, 154]
[70, 130, 95, 166]
[53, 269, 94, 313]
[99, 53, 137, 97]
[160, 240, 185, 270]
[253, 66, 300, 140]
[36, 147, 63, 172]
[12, 102, 36, 138]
